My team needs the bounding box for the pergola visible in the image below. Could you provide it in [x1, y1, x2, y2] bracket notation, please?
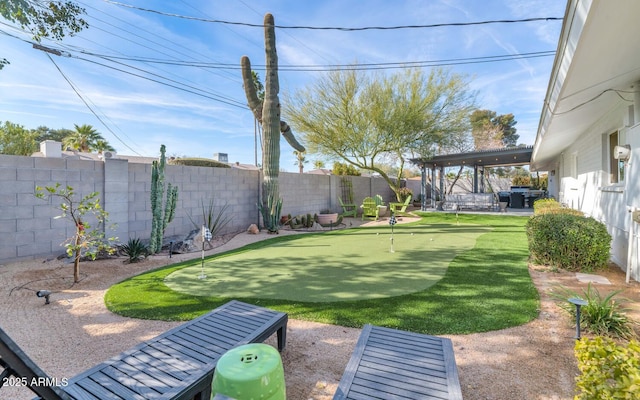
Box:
[410, 145, 533, 209]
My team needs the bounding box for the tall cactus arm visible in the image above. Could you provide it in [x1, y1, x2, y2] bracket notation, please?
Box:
[280, 120, 305, 152]
[241, 55, 263, 123]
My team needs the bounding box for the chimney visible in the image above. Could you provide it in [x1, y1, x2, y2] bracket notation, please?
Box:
[40, 140, 62, 158]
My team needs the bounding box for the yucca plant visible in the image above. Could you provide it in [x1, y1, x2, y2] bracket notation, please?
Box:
[120, 238, 149, 264]
[550, 283, 636, 339]
[187, 198, 232, 241]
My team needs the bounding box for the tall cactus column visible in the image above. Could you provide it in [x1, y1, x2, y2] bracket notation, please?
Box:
[241, 13, 305, 233]
[262, 12, 281, 208]
[150, 144, 178, 253]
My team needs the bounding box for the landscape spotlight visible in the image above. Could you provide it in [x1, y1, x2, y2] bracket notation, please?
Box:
[36, 290, 52, 305]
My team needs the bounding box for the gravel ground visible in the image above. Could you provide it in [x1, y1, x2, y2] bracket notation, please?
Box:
[1, 217, 639, 399]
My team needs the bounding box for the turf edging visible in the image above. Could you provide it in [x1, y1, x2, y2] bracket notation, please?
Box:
[105, 214, 538, 335]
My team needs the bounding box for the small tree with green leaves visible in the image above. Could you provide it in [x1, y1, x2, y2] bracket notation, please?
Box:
[35, 183, 116, 283]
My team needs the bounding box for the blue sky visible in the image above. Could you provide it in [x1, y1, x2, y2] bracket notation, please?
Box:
[0, 0, 565, 171]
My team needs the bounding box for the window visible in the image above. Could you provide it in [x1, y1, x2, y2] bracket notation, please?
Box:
[609, 131, 626, 183]
[570, 152, 578, 179]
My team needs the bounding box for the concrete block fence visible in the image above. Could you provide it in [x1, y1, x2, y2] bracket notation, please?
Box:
[0, 154, 394, 264]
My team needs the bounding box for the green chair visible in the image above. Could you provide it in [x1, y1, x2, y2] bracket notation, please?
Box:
[361, 197, 379, 220]
[374, 194, 387, 217]
[389, 195, 412, 216]
[338, 197, 357, 218]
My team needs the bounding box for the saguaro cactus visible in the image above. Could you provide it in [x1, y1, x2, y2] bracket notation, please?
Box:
[241, 13, 305, 232]
[150, 144, 178, 253]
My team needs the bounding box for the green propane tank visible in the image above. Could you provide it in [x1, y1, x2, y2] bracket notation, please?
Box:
[211, 343, 285, 400]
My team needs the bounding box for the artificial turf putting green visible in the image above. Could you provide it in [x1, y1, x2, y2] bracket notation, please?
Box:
[164, 223, 489, 302]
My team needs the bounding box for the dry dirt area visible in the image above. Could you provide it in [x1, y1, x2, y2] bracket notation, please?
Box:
[1, 220, 639, 400]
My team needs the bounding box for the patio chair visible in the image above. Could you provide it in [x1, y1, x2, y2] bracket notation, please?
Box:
[361, 197, 380, 220]
[374, 194, 388, 217]
[0, 326, 71, 399]
[389, 195, 412, 216]
[338, 197, 358, 218]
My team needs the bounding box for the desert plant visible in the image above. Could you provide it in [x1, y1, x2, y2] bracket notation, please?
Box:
[526, 213, 611, 272]
[35, 183, 116, 283]
[575, 336, 640, 399]
[120, 238, 148, 263]
[551, 283, 636, 339]
[397, 187, 413, 202]
[258, 193, 283, 233]
[187, 198, 233, 240]
[241, 13, 305, 233]
[150, 144, 179, 254]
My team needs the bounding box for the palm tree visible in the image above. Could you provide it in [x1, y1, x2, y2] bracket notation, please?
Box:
[293, 150, 308, 174]
[62, 124, 112, 152]
[94, 139, 115, 154]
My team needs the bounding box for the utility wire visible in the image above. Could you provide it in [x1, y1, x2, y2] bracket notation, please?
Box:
[73, 55, 248, 108]
[43, 52, 144, 155]
[550, 89, 633, 116]
[34, 41, 556, 71]
[103, 1, 562, 31]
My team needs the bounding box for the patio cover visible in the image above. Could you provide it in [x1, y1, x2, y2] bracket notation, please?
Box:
[410, 146, 533, 209]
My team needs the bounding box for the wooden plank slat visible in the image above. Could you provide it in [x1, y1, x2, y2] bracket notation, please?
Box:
[76, 371, 148, 400]
[333, 324, 463, 400]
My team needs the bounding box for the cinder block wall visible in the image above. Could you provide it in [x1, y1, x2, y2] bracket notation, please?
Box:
[0, 155, 104, 261]
[0, 154, 395, 263]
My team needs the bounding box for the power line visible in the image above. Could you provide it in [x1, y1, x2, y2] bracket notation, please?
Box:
[43, 52, 144, 155]
[103, 1, 562, 31]
[73, 55, 248, 109]
[38, 44, 556, 71]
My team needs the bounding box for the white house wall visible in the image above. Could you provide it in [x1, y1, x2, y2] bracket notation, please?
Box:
[555, 104, 639, 279]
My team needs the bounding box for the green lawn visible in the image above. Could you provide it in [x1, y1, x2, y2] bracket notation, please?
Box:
[105, 213, 539, 335]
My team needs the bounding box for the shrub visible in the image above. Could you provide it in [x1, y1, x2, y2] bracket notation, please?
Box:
[169, 158, 231, 168]
[397, 187, 413, 202]
[526, 213, 611, 272]
[533, 198, 583, 216]
[120, 238, 149, 263]
[550, 283, 636, 339]
[575, 336, 640, 399]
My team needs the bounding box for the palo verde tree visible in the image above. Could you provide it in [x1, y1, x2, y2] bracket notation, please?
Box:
[0, 1, 88, 70]
[35, 183, 116, 283]
[241, 13, 305, 232]
[286, 67, 475, 201]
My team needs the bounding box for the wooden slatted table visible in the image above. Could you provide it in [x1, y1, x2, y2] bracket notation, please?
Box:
[333, 324, 462, 400]
[55, 300, 287, 400]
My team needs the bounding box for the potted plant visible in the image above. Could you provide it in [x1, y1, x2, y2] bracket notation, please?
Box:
[316, 209, 339, 225]
[413, 194, 422, 208]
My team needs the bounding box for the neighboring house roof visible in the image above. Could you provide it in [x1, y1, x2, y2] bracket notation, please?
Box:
[532, 0, 640, 170]
[306, 168, 332, 175]
[229, 162, 260, 171]
[32, 150, 158, 164]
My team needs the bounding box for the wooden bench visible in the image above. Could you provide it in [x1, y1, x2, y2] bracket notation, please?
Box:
[1, 300, 287, 400]
[333, 324, 463, 400]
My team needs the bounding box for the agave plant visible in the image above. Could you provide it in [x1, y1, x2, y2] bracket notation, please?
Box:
[119, 238, 149, 264]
